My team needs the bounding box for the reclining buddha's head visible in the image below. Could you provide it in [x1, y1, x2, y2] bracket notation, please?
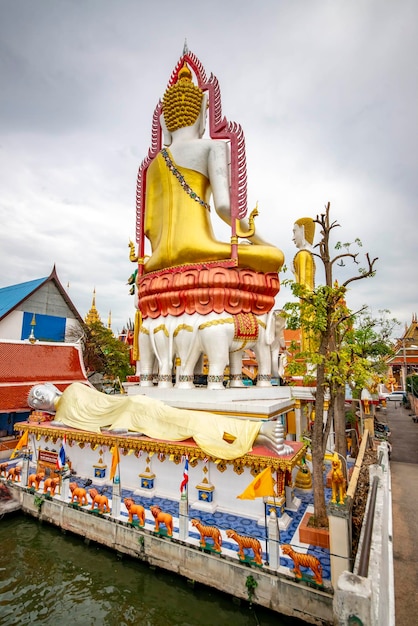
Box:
[28, 383, 61, 413]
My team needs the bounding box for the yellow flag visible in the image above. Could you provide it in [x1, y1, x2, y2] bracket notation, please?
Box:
[10, 430, 29, 459]
[110, 445, 120, 480]
[237, 467, 275, 500]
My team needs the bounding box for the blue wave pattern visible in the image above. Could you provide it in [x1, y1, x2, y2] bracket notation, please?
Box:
[70, 475, 334, 581]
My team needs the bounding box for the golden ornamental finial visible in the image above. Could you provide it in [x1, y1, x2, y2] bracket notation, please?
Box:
[236, 203, 259, 239]
[178, 61, 192, 82]
[129, 240, 138, 263]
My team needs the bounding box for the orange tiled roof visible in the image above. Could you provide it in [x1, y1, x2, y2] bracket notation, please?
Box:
[283, 329, 301, 347]
[0, 341, 89, 412]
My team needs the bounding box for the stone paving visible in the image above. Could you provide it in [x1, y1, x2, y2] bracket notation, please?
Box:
[382, 400, 418, 626]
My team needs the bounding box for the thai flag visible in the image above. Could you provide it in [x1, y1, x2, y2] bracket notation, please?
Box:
[56, 435, 66, 469]
[180, 458, 189, 493]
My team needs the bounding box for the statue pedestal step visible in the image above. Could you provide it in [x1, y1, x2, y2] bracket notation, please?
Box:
[126, 386, 294, 420]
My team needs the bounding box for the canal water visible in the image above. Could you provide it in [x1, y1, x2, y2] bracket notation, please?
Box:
[0, 514, 306, 626]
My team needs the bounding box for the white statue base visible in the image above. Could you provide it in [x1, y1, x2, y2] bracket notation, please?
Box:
[125, 385, 293, 420]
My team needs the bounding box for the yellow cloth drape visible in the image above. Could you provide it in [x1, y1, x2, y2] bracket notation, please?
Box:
[54, 383, 261, 461]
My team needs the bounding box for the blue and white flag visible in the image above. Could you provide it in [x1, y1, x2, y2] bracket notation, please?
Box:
[180, 458, 189, 493]
[56, 435, 66, 469]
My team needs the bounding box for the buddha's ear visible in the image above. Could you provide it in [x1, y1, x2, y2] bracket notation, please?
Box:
[160, 114, 172, 146]
[198, 92, 209, 138]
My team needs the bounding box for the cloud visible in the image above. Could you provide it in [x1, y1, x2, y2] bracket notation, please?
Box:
[0, 0, 417, 333]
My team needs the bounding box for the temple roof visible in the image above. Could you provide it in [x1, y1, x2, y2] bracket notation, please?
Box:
[0, 340, 89, 412]
[85, 288, 102, 325]
[0, 278, 45, 319]
[386, 315, 418, 371]
[387, 348, 418, 368]
[0, 265, 83, 324]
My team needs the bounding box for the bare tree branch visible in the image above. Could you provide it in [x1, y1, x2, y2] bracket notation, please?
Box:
[342, 253, 378, 288]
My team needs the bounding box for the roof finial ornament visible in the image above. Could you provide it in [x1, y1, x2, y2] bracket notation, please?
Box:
[29, 314, 37, 344]
[85, 288, 102, 325]
[183, 38, 188, 56]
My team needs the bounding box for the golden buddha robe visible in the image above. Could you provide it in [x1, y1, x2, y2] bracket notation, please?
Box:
[293, 249, 316, 353]
[293, 249, 315, 292]
[144, 150, 284, 274]
[54, 383, 261, 460]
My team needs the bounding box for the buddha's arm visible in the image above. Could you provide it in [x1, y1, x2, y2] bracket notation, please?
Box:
[208, 141, 273, 246]
[237, 216, 270, 245]
[208, 140, 230, 223]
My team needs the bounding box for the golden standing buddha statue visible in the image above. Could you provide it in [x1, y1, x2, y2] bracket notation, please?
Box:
[292, 217, 316, 353]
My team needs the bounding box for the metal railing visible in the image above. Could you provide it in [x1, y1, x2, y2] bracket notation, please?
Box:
[356, 444, 387, 578]
[357, 474, 379, 577]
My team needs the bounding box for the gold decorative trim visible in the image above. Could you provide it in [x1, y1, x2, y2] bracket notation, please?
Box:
[196, 483, 214, 492]
[153, 324, 169, 337]
[198, 318, 234, 331]
[173, 324, 193, 337]
[15, 423, 307, 472]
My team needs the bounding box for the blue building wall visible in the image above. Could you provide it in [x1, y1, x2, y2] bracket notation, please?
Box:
[21, 312, 66, 342]
[0, 411, 30, 436]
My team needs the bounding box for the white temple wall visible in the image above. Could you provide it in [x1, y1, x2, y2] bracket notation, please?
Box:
[35, 436, 271, 519]
[0, 311, 23, 339]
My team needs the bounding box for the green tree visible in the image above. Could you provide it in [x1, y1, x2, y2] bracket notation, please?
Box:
[85, 322, 133, 381]
[78, 321, 134, 382]
[352, 309, 399, 379]
[284, 203, 378, 527]
[406, 374, 418, 399]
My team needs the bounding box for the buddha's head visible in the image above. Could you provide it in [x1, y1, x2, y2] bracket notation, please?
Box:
[28, 383, 62, 413]
[162, 62, 207, 141]
[293, 217, 315, 250]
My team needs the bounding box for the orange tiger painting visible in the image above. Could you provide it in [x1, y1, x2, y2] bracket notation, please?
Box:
[226, 529, 263, 565]
[191, 519, 222, 552]
[281, 544, 323, 585]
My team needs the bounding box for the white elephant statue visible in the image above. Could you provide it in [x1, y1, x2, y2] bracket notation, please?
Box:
[138, 310, 286, 390]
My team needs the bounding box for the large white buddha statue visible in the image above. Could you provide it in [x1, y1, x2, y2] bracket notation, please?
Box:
[142, 61, 284, 275]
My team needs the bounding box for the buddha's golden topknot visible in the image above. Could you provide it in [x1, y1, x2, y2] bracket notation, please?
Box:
[162, 62, 204, 132]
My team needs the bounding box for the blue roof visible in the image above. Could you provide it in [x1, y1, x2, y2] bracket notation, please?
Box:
[0, 277, 47, 319]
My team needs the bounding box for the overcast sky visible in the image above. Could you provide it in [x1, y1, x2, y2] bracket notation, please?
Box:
[1, 0, 416, 337]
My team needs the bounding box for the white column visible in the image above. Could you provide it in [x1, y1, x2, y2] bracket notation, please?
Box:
[112, 480, 121, 518]
[179, 495, 189, 541]
[267, 508, 280, 569]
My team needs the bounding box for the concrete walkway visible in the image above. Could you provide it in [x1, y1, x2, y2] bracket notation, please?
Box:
[379, 400, 418, 626]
